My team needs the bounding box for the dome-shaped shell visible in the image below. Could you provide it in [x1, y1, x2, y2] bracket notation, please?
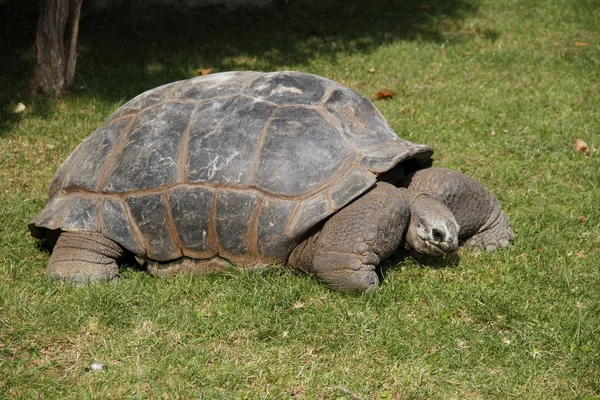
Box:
[29, 71, 433, 265]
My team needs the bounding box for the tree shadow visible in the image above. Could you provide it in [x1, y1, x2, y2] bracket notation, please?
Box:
[0, 0, 480, 136]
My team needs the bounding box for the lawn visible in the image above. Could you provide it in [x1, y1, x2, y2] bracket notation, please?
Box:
[1, 0, 599, 398]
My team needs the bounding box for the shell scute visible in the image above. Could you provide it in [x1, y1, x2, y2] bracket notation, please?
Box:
[60, 197, 101, 232]
[257, 197, 297, 262]
[326, 166, 376, 211]
[288, 192, 330, 237]
[168, 186, 215, 258]
[254, 106, 353, 196]
[29, 196, 71, 238]
[215, 189, 261, 262]
[186, 96, 276, 185]
[125, 193, 180, 261]
[63, 118, 129, 193]
[323, 87, 397, 147]
[103, 102, 194, 192]
[359, 142, 433, 173]
[102, 198, 144, 256]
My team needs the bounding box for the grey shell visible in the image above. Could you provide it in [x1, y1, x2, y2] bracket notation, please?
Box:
[29, 71, 433, 264]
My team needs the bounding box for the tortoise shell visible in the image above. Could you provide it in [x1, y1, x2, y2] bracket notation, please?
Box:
[29, 71, 433, 265]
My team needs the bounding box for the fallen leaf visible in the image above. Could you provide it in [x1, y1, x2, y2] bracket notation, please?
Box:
[502, 338, 511, 345]
[574, 41, 590, 47]
[196, 68, 213, 76]
[463, 51, 472, 56]
[375, 89, 397, 100]
[419, 5, 432, 12]
[575, 138, 589, 154]
[576, 251, 587, 259]
[578, 216, 586, 223]
[368, 67, 376, 73]
[13, 103, 26, 114]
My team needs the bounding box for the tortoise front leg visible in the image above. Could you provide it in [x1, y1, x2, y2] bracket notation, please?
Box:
[402, 168, 513, 252]
[48, 231, 124, 283]
[289, 182, 410, 292]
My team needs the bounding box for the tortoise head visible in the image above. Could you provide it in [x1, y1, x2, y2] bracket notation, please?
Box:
[405, 194, 459, 256]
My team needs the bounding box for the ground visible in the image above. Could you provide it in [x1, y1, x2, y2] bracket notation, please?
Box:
[0, 0, 599, 398]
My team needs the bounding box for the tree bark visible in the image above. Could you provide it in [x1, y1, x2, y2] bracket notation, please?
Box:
[30, 0, 83, 98]
[65, 0, 83, 88]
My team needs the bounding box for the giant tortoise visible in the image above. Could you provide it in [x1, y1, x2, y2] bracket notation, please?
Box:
[29, 71, 513, 291]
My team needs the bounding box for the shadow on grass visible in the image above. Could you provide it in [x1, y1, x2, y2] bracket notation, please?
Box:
[0, 0, 480, 136]
[386, 250, 461, 270]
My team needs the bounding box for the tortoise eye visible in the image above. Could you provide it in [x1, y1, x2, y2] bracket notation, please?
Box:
[432, 228, 445, 241]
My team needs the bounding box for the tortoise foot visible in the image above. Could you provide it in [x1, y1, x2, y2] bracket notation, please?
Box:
[48, 231, 123, 283]
[464, 209, 514, 252]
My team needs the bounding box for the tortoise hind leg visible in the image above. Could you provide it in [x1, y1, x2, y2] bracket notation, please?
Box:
[48, 231, 123, 283]
[289, 182, 410, 292]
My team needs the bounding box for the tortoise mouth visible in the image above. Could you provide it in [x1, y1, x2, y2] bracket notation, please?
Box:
[421, 239, 447, 256]
[415, 235, 457, 256]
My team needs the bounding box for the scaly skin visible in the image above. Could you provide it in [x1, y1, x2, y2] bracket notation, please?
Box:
[289, 182, 410, 291]
[48, 231, 123, 283]
[402, 168, 514, 252]
[401, 190, 460, 256]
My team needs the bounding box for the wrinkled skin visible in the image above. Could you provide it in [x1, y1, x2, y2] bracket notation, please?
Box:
[288, 168, 512, 291]
[403, 193, 460, 256]
[402, 168, 514, 253]
[288, 182, 461, 291]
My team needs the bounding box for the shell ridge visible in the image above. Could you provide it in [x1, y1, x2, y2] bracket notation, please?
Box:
[179, 102, 201, 183]
[120, 197, 148, 257]
[246, 195, 265, 261]
[283, 200, 304, 237]
[209, 187, 220, 257]
[54, 197, 74, 230]
[317, 81, 344, 106]
[162, 191, 184, 258]
[40, 195, 73, 229]
[248, 106, 281, 184]
[98, 198, 105, 234]
[314, 106, 361, 154]
[48, 141, 84, 200]
[96, 116, 137, 193]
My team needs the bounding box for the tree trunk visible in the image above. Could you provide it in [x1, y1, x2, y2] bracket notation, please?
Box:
[65, 0, 83, 88]
[30, 0, 83, 98]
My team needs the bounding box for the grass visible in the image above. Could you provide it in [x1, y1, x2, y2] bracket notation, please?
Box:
[1, 0, 599, 398]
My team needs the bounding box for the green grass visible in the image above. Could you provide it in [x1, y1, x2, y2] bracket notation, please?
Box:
[1, 0, 599, 398]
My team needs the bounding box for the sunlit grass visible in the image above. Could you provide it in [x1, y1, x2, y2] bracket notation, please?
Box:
[1, 0, 599, 398]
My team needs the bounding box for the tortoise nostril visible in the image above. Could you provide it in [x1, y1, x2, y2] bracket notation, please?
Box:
[432, 228, 445, 241]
